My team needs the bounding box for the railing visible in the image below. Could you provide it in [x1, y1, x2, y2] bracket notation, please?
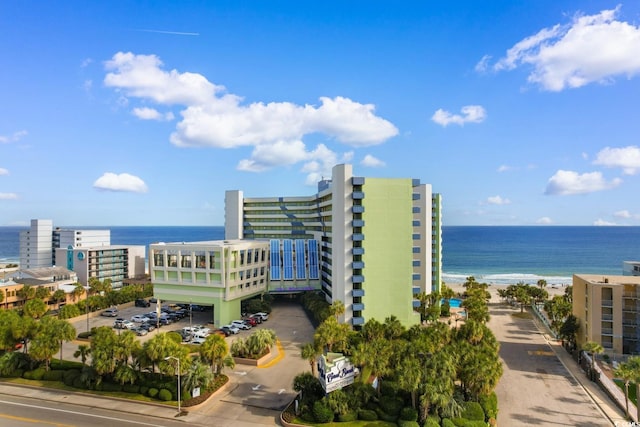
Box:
[531, 303, 558, 339]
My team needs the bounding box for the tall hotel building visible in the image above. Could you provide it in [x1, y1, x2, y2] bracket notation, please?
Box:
[225, 164, 442, 327]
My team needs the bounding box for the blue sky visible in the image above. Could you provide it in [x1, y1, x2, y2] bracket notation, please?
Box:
[2, 1, 640, 226]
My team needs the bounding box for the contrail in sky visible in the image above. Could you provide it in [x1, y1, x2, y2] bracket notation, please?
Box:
[135, 29, 200, 36]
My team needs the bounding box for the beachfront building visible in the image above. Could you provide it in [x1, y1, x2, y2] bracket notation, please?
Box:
[149, 240, 269, 325]
[623, 261, 640, 276]
[19, 219, 54, 269]
[54, 245, 146, 289]
[226, 163, 442, 328]
[20, 219, 111, 268]
[573, 274, 640, 355]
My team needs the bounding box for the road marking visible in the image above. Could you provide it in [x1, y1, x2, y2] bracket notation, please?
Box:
[234, 371, 247, 376]
[258, 339, 284, 368]
[251, 384, 261, 391]
[278, 389, 286, 395]
[0, 413, 73, 427]
[0, 399, 163, 426]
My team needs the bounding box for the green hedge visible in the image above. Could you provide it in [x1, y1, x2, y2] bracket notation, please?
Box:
[461, 401, 485, 421]
[42, 370, 64, 381]
[398, 421, 420, 427]
[312, 400, 334, 423]
[442, 419, 456, 427]
[123, 384, 140, 394]
[158, 388, 173, 401]
[338, 412, 358, 422]
[358, 409, 378, 421]
[400, 407, 418, 422]
[147, 388, 159, 398]
[479, 392, 498, 419]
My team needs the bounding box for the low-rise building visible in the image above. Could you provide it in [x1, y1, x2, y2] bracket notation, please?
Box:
[573, 273, 640, 355]
[2, 266, 82, 310]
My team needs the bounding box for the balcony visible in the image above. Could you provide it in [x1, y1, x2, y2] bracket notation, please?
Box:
[352, 303, 365, 311]
[352, 317, 365, 326]
[352, 205, 365, 214]
[352, 261, 365, 269]
[352, 289, 365, 297]
[352, 247, 365, 256]
[352, 234, 364, 242]
[601, 299, 613, 308]
[352, 275, 364, 284]
[352, 191, 364, 200]
[352, 219, 365, 228]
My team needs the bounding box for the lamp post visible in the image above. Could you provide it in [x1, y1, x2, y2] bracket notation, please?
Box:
[164, 356, 181, 416]
[85, 285, 90, 333]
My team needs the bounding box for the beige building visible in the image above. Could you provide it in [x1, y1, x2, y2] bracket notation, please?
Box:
[2, 266, 84, 310]
[573, 274, 640, 355]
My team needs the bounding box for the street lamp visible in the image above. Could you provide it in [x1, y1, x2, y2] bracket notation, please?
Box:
[85, 285, 90, 333]
[164, 356, 181, 416]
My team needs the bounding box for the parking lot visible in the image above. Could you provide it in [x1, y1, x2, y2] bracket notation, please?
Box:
[65, 299, 259, 349]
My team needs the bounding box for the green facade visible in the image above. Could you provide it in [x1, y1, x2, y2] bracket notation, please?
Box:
[361, 178, 418, 326]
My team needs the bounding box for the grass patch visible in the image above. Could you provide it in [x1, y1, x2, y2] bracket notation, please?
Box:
[512, 312, 533, 319]
[614, 379, 638, 406]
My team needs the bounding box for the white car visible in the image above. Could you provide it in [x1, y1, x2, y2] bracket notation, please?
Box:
[193, 329, 210, 338]
[131, 315, 150, 323]
[231, 320, 251, 330]
[190, 336, 206, 345]
[222, 324, 240, 334]
[253, 312, 269, 321]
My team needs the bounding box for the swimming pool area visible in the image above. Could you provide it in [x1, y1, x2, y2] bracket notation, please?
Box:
[442, 297, 463, 308]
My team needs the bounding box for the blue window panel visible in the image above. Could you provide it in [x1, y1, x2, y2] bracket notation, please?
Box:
[270, 239, 281, 280]
[352, 288, 365, 297]
[352, 303, 365, 311]
[308, 239, 320, 279]
[352, 317, 365, 326]
[295, 239, 307, 279]
[283, 239, 294, 280]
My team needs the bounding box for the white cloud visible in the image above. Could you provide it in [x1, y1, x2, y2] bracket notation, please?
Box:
[594, 219, 617, 226]
[431, 105, 487, 127]
[536, 217, 553, 225]
[93, 172, 148, 193]
[545, 170, 622, 195]
[497, 165, 512, 172]
[485, 6, 640, 91]
[0, 130, 27, 144]
[614, 210, 631, 218]
[593, 146, 640, 175]
[104, 52, 398, 178]
[132, 107, 174, 121]
[0, 168, 8, 176]
[361, 154, 386, 168]
[486, 195, 511, 205]
[0, 193, 18, 200]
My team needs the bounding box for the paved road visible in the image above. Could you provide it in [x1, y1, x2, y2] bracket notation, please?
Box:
[492, 302, 612, 427]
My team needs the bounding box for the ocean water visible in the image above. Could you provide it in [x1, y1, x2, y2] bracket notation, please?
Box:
[1, 225, 639, 286]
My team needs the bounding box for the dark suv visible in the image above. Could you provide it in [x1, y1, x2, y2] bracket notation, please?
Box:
[135, 299, 151, 308]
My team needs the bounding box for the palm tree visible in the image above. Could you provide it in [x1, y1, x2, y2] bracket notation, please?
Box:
[72, 283, 85, 302]
[182, 358, 214, 394]
[52, 289, 67, 309]
[16, 284, 36, 306]
[35, 286, 51, 301]
[537, 279, 547, 290]
[200, 334, 229, 375]
[614, 361, 635, 420]
[23, 299, 48, 319]
[301, 342, 321, 377]
[396, 348, 423, 409]
[582, 341, 604, 379]
[329, 300, 345, 321]
[74, 344, 91, 365]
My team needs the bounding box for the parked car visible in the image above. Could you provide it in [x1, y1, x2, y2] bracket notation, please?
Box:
[219, 327, 233, 336]
[231, 320, 251, 330]
[131, 314, 150, 323]
[140, 322, 156, 332]
[213, 328, 229, 337]
[190, 336, 206, 345]
[243, 317, 257, 327]
[135, 299, 150, 308]
[114, 319, 135, 329]
[131, 326, 148, 336]
[252, 312, 269, 321]
[101, 307, 119, 317]
[222, 324, 240, 334]
[249, 314, 263, 324]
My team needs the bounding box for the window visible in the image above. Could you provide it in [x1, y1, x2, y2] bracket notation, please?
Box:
[209, 253, 216, 269]
[153, 251, 165, 267]
[181, 254, 192, 268]
[195, 252, 206, 269]
[167, 251, 178, 267]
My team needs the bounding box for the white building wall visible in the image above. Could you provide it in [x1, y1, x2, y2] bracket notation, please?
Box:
[56, 229, 110, 248]
[330, 164, 354, 324]
[225, 190, 244, 240]
[19, 219, 53, 268]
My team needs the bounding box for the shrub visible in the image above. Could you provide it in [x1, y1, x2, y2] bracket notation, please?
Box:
[24, 368, 46, 381]
[398, 421, 420, 427]
[379, 395, 403, 416]
[139, 385, 149, 396]
[123, 384, 140, 394]
[63, 369, 80, 386]
[479, 392, 498, 420]
[102, 382, 123, 392]
[442, 419, 456, 427]
[42, 370, 64, 381]
[425, 415, 441, 427]
[147, 388, 159, 398]
[358, 409, 379, 421]
[77, 331, 91, 339]
[462, 401, 485, 421]
[72, 377, 85, 389]
[400, 407, 418, 421]
[338, 412, 358, 422]
[312, 400, 334, 423]
[158, 388, 173, 401]
[380, 380, 400, 397]
[50, 359, 83, 370]
[451, 419, 487, 427]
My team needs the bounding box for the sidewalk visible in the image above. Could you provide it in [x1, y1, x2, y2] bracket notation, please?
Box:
[531, 314, 631, 426]
[0, 342, 286, 426]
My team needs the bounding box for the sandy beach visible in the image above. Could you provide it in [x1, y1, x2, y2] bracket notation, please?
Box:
[447, 281, 568, 304]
